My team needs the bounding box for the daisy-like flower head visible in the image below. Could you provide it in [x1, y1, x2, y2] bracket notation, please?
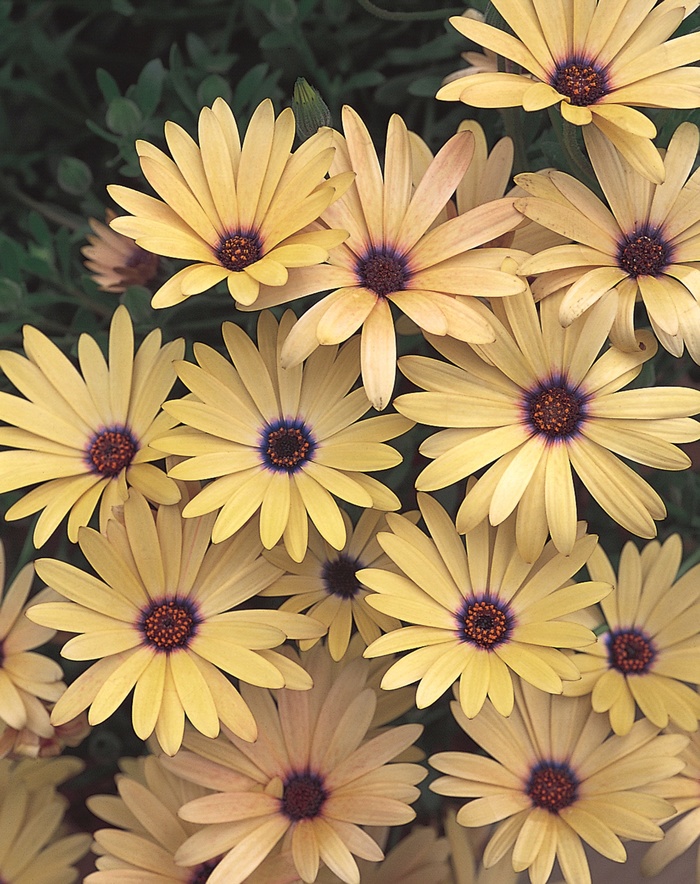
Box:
[361, 492, 609, 718]
[437, 0, 700, 183]
[0, 540, 64, 742]
[81, 208, 160, 293]
[162, 643, 425, 884]
[517, 123, 700, 358]
[26, 488, 325, 756]
[563, 534, 700, 735]
[247, 105, 526, 409]
[430, 681, 687, 884]
[641, 726, 700, 879]
[261, 508, 421, 661]
[0, 755, 90, 884]
[394, 289, 700, 562]
[153, 310, 413, 563]
[108, 97, 352, 309]
[0, 305, 183, 547]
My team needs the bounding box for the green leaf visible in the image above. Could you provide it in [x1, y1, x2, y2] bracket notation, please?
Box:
[111, 0, 135, 13]
[197, 74, 232, 107]
[0, 278, 22, 311]
[258, 29, 294, 50]
[344, 70, 385, 90]
[56, 156, 93, 196]
[132, 59, 165, 118]
[169, 43, 198, 115]
[407, 75, 443, 97]
[106, 97, 142, 137]
[96, 68, 121, 104]
[267, 0, 297, 25]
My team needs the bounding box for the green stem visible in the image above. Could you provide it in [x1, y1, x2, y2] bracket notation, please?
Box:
[593, 622, 610, 637]
[355, 0, 463, 21]
[554, 114, 601, 196]
[500, 107, 528, 175]
[0, 178, 85, 232]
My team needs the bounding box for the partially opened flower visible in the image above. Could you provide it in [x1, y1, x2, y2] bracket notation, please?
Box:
[26, 488, 324, 755]
[154, 310, 412, 562]
[395, 289, 700, 561]
[362, 493, 609, 718]
[81, 209, 160, 293]
[163, 644, 425, 884]
[248, 106, 525, 409]
[108, 98, 350, 309]
[431, 682, 686, 884]
[437, 0, 700, 182]
[517, 123, 700, 358]
[0, 305, 183, 547]
[563, 535, 700, 735]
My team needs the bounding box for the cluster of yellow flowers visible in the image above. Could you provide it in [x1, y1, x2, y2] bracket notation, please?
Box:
[3, 2, 700, 882]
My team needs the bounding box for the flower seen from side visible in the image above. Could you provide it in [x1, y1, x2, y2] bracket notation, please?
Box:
[437, 0, 700, 182]
[248, 105, 526, 409]
[108, 97, 351, 309]
[0, 305, 183, 547]
[163, 643, 425, 884]
[517, 123, 700, 358]
[81, 208, 160, 293]
[154, 310, 412, 562]
[563, 534, 700, 735]
[395, 289, 700, 561]
[362, 492, 609, 718]
[26, 488, 324, 755]
[431, 681, 687, 884]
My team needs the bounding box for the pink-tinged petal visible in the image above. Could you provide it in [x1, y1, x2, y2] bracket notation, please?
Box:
[360, 300, 396, 411]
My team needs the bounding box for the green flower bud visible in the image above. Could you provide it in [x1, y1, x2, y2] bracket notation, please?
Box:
[292, 78, 332, 140]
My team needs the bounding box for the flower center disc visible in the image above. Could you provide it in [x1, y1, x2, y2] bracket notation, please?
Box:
[551, 60, 607, 105]
[262, 422, 315, 472]
[608, 630, 655, 673]
[87, 428, 138, 476]
[459, 599, 511, 648]
[322, 555, 362, 599]
[527, 762, 579, 813]
[357, 251, 408, 297]
[140, 600, 198, 651]
[618, 231, 669, 277]
[216, 232, 262, 271]
[528, 386, 582, 438]
[282, 773, 327, 820]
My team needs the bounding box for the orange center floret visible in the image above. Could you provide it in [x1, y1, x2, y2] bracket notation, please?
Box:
[216, 233, 261, 271]
[358, 251, 408, 297]
[460, 599, 510, 648]
[552, 61, 607, 106]
[141, 601, 197, 651]
[264, 425, 314, 472]
[282, 773, 327, 820]
[527, 762, 578, 813]
[529, 386, 581, 438]
[87, 428, 137, 476]
[618, 232, 668, 278]
[608, 630, 655, 674]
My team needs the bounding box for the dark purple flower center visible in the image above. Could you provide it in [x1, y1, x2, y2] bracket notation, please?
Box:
[322, 555, 363, 599]
[260, 420, 316, 473]
[527, 761, 579, 813]
[216, 231, 262, 271]
[86, 426, 138, 476]
[139, 598, 200, 651]
[188, 858, 220, 883]
[282, 772, 327, 821]
[356, 248, 409, 297]
[458, 596, 512, 648]
[607, 629, 655, 674]
[551, 58, 608, 106]
[526, 382, 585, 439]
[617, 228, 669, 278]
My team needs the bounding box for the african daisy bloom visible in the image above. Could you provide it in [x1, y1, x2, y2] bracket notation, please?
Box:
[436, 0, 700, 183]
[0, 305, 183, 547]
[517, 123, 700, 358]
[0, 541, 64, 741]
[81, 209, 159, 293]
[430, 682, 686, 884]
[154, 310, 412, 562]
[361, 493, 609, 718]
[0, 755, 90, 884]
[108, 97, 351, 309]
[395, 289, 700, 561]
[26, 489, 325, 756]
[163, 644, 425, 884]
[248, 105, 526, 409]
[260, 508, 416, 661]
[563, 535, 700, 735]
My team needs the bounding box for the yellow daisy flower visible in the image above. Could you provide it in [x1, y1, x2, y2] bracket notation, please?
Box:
[108, 97, 351, 309]
[26, 488, 324, 755]
[563, 535, 700, 735]
[0, 541, 64, 741]
[431, 681, 687, 884]
[81, 209, 160, 293]
[260, 508, 419, 661]
[163, 643, 425, 884]
[247, 105, 526, 409]
[0, 755, 90, 884]
[517, 123, 700, 358]
[394, 289, 700, 561]
[153, 310, 412, 563]
[437, 0, 700, 183]
[362, 492, 609, 718]
[641, 726, 700, 879]
[0, 305, 183, 547]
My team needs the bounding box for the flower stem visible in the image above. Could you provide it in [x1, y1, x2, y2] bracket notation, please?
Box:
[355, 0, 463, 21]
